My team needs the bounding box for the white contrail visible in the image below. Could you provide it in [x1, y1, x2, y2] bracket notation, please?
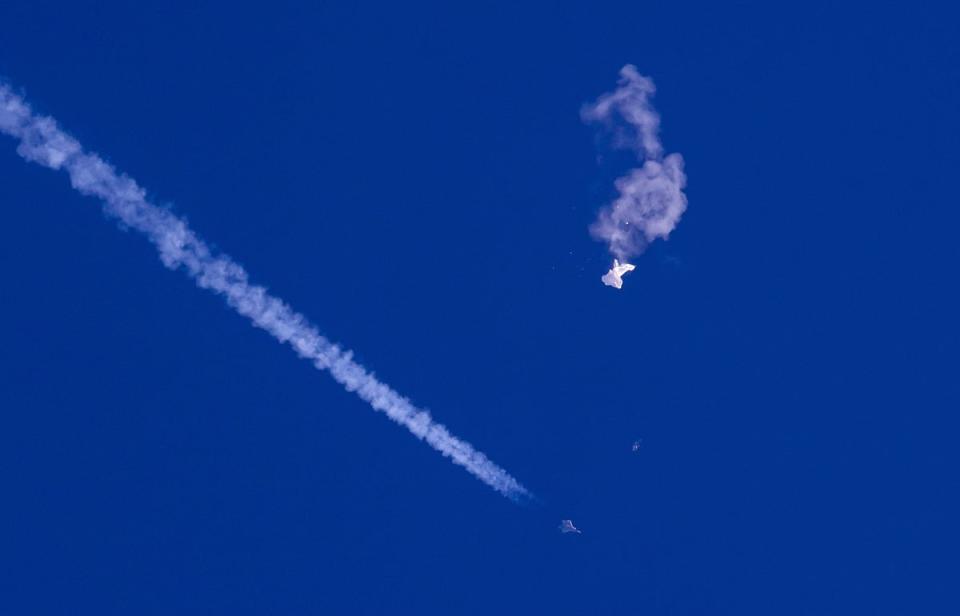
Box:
[582, 65, 687, 262]
[0, 83, 529, 501]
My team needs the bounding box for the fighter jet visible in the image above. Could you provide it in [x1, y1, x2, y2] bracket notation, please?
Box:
[559, 519, 582, 534]
[601, 259, 636, 289]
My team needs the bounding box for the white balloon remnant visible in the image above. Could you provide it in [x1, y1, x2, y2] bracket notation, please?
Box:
[601, 259, 636, 289]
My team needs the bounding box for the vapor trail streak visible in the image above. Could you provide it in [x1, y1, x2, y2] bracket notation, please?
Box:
[0, 83, 529, 501]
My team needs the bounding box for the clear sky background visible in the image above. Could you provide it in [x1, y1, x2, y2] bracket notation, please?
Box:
[1, 2, 957, 614]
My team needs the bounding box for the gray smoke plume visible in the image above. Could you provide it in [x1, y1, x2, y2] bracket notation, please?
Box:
[582, 65, 687, 261]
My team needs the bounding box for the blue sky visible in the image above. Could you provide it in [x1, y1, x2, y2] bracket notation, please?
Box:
[1, 2, 957, 614]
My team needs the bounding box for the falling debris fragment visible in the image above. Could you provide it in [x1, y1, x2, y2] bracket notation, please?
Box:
[559, 519, 582, 534]
[601, 259, 636, 289]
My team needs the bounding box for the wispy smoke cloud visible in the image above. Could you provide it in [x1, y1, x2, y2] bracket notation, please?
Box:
[0, 83, 529, 501]
[582, 65, 687, 261]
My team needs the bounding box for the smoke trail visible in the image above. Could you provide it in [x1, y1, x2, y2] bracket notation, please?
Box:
[582, 65, 687, 262]
[0, 83, 529, 501]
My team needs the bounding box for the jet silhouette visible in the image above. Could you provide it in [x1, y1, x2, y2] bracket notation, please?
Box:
[559, 519, 582, 534]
